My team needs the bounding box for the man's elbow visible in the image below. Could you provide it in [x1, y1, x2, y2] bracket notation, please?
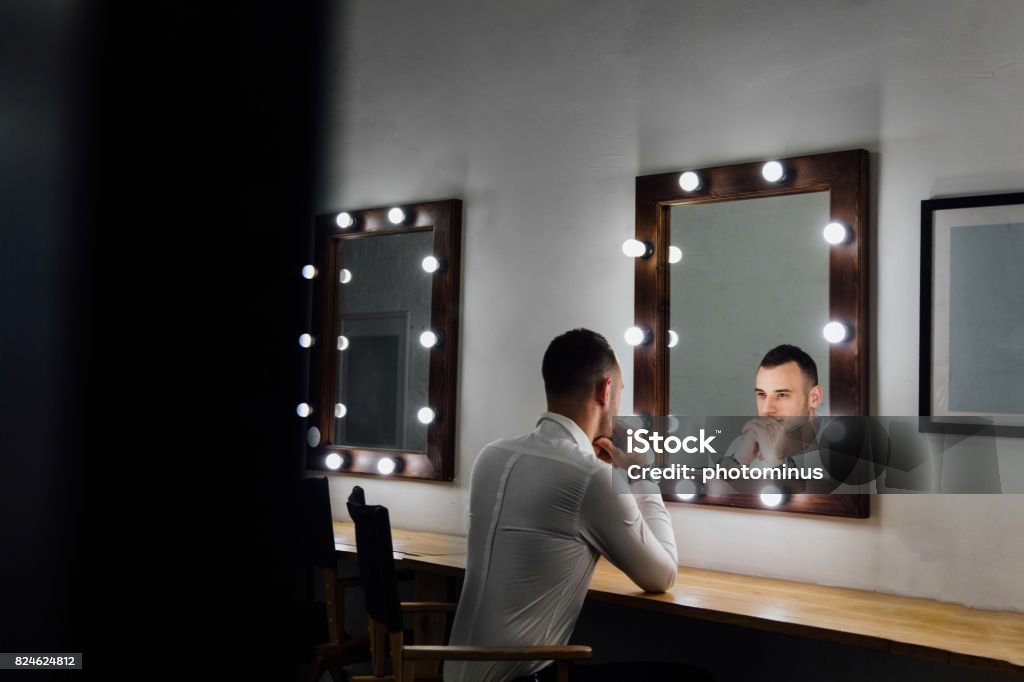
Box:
[635, 562, 677, 593]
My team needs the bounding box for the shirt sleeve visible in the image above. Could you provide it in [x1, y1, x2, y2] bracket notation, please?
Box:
[577, 466, 678, 593]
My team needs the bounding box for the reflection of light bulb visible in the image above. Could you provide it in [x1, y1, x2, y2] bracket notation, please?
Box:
[678, 171, 701, 192]
[675, 479, 699, 501]
[337, 336, 349, 351]
[325, 453, 342, 470]
[667, 330, 679, 348]
[622, 239, 650, 258]
[762, 161, 784, 182]
[823, 321, 849, 343]
[299, 333, 313, 348]
[339, 268, 352, 284]
[335, 403, 347, 419]
[625, 326, 648, 346]
[388, 207, 405, 224]
[823, 222, 848, 245]
[668, 246, 683, 264]
[420, 331, 438, 348]
[301, 265, 317, 279]
[760, 486, 786, 507]
[307, 427, 321, 447]
[336, 212, 353, 228]
[417, 407, 436, 424]
[377, 458, 397, 475]
[296, 403, 312, 417]
[665, 415, 680, 433]
[422, 256, 440, 273]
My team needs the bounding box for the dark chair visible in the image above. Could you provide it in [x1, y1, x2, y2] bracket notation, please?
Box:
[300, 476, 369, 682]
[346, 486, 591, 682]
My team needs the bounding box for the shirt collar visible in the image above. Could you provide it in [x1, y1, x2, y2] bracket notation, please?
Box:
[536, 411, 595, 455]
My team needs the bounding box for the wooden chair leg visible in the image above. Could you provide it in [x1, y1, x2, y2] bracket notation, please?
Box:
[368, 616, 388, 678]
[555, 661, 569, 682]
[401, 660, 417, 682]
[389, 631, 404, 682]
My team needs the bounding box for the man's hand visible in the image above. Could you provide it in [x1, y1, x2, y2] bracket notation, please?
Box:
[741, 417, 787, 466]
[726, 430, 759, 466]
[593, 435, 647, 470]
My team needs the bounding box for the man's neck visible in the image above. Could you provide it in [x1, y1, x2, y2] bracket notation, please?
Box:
[546, 404, 599, 442]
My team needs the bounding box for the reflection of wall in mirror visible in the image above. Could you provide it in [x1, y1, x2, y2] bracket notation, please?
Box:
[669, 193, 830, 416]
[335, 230, 434, 450]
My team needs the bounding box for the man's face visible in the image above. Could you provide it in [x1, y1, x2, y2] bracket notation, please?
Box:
[755, 361, 821, 423]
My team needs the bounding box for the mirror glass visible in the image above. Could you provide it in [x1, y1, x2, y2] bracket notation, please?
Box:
[669, 192, 831, 416]
[332, 230, 434, 451]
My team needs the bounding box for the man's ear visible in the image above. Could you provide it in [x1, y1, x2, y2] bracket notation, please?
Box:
[595, 376, 612, 406]
[808, 384, 823, 410]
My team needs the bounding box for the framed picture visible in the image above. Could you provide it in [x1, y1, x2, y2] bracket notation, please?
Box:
[920, 191, 1024, 437]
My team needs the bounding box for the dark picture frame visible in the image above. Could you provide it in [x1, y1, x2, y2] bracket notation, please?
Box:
[919, 191, 1024, 438]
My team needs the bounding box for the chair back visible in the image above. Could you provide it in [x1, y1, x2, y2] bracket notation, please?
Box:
[346, 486, 404, 633]
[299, 476, 337, 569]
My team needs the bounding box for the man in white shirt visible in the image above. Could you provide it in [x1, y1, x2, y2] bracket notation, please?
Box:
[444, 329, 683, 682]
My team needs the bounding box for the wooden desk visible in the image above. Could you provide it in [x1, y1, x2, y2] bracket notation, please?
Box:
[333, 521, 1024, 675]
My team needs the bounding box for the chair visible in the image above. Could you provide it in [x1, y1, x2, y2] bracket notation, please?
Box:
[300, 476, 370, 682]
[346, 486, 592, 682]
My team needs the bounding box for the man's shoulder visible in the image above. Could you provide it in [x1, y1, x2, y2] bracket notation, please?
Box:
[477, 432, 605, 476]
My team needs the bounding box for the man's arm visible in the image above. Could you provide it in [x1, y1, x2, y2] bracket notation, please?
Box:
[577, 464, 678, 593]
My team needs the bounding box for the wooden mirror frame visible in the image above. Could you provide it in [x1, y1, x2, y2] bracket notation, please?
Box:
[305, 199, 461, 481]
[634, 150, 869, 517]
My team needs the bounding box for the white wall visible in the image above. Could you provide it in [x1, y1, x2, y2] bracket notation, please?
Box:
[315, 0, 1024, 611]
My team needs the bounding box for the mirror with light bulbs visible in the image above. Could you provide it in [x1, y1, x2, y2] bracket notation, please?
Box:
[632, 149, 869, 517]
[304, 199, 461, 481]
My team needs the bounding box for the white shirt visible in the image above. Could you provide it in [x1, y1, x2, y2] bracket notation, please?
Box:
[444, 412, 678, 682]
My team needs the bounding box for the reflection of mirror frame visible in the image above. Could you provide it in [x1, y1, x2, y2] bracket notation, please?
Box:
[306, 199, 461, 481]
[634, 150, 869, 517]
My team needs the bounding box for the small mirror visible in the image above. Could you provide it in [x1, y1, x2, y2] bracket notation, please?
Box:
[306, 199, 461, 481]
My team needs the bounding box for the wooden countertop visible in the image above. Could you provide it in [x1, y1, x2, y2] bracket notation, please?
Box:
[332, 521, 1024, 673]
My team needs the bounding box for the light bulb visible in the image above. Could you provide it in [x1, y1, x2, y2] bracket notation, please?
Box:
[335, 403, 347, 418]
[339, 268, 352, 284]
[675, 480, 700, 501]
[301, 265, 317, 279]
[299, 333, 313, 348]
[336, 212, 353, 228]
[325, 453, 342, 470]
[377, 458, 397, 475]
[420, 331, 439, 348]
[622, 239, 650, 258]
[296, 403, 312, 417]
[417, 407, 436, 424]
[337, 336, 349, 351]
[678, 171, 701, 192]
[667, 330, 679, 348]
[823, 321, 849, 344]
[760, 485, 786, 507]
[668, 246, 683, 264]
[823, 222, 848, 245]
[762, 161, 784, 182]
[422, 255, 440, 273]
[388, 207, 405, 224]
[624, 326, 649, 346]
[307, 427, 321, 447]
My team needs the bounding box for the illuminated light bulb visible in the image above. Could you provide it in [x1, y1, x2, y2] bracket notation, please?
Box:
[678, 171, 701, 192]
[667, 330, 679, 348]
[296, 403, 312, 418]
[307, 427, 321, 447]
[419, 331, 439, 348]
[823, 222, 848, 245]
[335, 403, 347, 419]
[388, 207, 405, 224]
[422, 255, 440, 273]
[624, 326, 649, 346]
[299, 333, 313, 348]
[622, 239, 651, 258]
[823, 321, 849, 344]
[377, 457, 397, 475]
[676, 480, 700, 501]
[301, 265, 317, 279]
[337, 336, 349, 351]
[417, 407, 436, 424]
[668, 246, 683, 264]
[339, 268, 352, 284]
[762, 161, 785, 182]
[760, 485, 786, 507]
[325, 453, 342, 470]
[336, 212, 353, 228]
[665, 415, 680, 433]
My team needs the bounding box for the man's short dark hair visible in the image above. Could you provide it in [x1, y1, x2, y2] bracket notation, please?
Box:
[759, 344, 818, 386]
[542, 329, 618, 399]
